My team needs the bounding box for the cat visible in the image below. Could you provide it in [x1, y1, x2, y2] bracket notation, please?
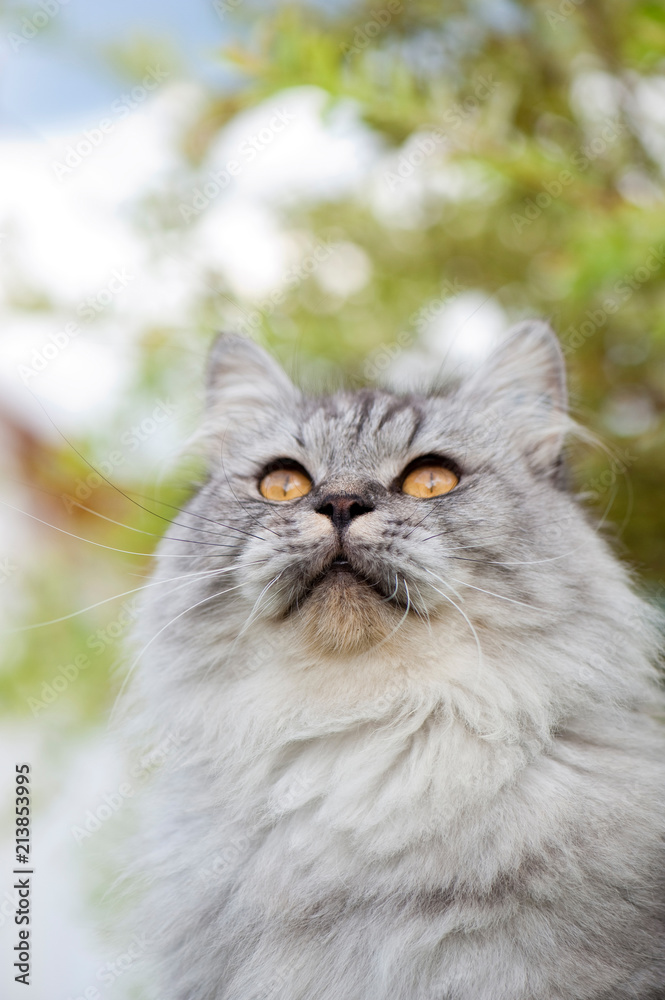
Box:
[126, 320, 665, 999]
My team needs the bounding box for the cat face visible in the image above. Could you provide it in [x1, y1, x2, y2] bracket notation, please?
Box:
[174, 322, 588, 660]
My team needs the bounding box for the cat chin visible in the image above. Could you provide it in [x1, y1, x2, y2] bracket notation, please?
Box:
[293, 570, 403, 656]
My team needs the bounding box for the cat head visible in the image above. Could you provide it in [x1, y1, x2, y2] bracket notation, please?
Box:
[167, 320, 592, 667]
[133, 321, 660, 748]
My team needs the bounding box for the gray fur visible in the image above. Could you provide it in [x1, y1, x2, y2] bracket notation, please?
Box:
[126, 322, 665, 999]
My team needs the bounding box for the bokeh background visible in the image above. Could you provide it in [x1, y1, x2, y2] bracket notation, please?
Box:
[1, 0, 665, 996]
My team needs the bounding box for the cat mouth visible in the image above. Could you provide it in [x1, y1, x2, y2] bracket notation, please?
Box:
[292, 554, 400, 611]
[284, 553, 409, 653]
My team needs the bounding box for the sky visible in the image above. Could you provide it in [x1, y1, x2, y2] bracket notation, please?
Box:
[0, 0, 232, 133]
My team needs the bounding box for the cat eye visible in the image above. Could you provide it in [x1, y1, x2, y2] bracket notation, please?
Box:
[401, 463, 459, 499]
[259, 466, 312, 501]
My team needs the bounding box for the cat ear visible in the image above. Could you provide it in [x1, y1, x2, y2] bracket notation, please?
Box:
[460, 320, 568, 472]
[205, 334, 298, 418]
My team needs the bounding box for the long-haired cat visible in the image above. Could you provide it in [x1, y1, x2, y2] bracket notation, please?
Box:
[126, 321, 665, 999]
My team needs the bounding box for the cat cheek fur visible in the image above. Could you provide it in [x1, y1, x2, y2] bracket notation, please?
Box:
[124, 323, 665, 1000]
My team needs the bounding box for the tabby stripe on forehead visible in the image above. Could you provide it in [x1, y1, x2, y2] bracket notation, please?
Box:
[354, 394, 375, 440]
[406, 410, 424, 448]
[376, 400, 402, 432]
[375, 401, 424, 449]
[375, 399, 421, 436]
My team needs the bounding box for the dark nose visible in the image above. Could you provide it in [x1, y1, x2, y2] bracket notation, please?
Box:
[316, 494, 374, 532]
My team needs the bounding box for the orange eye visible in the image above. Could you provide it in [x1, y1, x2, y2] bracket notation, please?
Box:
[402, 464, 458, 499]
[259, 467, 312, 501]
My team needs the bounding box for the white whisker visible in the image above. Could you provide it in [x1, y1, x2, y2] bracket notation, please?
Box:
[68, 498, 249, 544]
[422, 567, 464, 603]
[411, 580, 432, 631]
[382, 573, 401, 603]
[6, 563, 263, 633]
[423, 574, 484, 672]
[369, 575, 412, 652]
[233, 571, 285, 644]
[445, 575, 543, 611]
[110, 580, 246, 722]
[0, 499, 239, 558]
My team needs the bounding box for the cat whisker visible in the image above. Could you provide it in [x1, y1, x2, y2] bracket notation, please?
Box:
[4, 473, 243, 546]
[404, 505, 440, 539]
[419, 520, 600, 567]
[126, 487, 271, 540]
[420, 566, 465, 603]
[110, 579, 246, 722]
[69, 496, 258, 543]
[28, 391, 269, 544]
[217, 431, 284, 540]
[6, 562, 262, 633]
[411, 580, 432, 631]
[403, 578, 411, 619]
[233, 571, 285, 645]
[369, 575, 412, 652]
[446, 551, 579, 568]
[382, 573, 401, 604]
[445, 575, 544, 611]
[61, 500, 175, 538]
[69, 500, 250, 550]
[0, 499, 239, 558]
[422, 577, 484, 671]
[418, 515, 573, 548]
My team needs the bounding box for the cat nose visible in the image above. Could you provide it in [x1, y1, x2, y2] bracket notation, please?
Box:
[315, 494, 374, 532]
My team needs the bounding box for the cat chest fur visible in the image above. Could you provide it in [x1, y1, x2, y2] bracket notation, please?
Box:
[153, 682, 665, 1000]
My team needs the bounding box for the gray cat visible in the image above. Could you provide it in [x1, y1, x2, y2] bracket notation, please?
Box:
[127, 321, 665, 999]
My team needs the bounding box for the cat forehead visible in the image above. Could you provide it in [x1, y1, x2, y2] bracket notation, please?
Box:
[222, 385, 501, 476]
[302, 390, 427, 445]
[223, 390, 432, 472]
[289, 388, 487, 467]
